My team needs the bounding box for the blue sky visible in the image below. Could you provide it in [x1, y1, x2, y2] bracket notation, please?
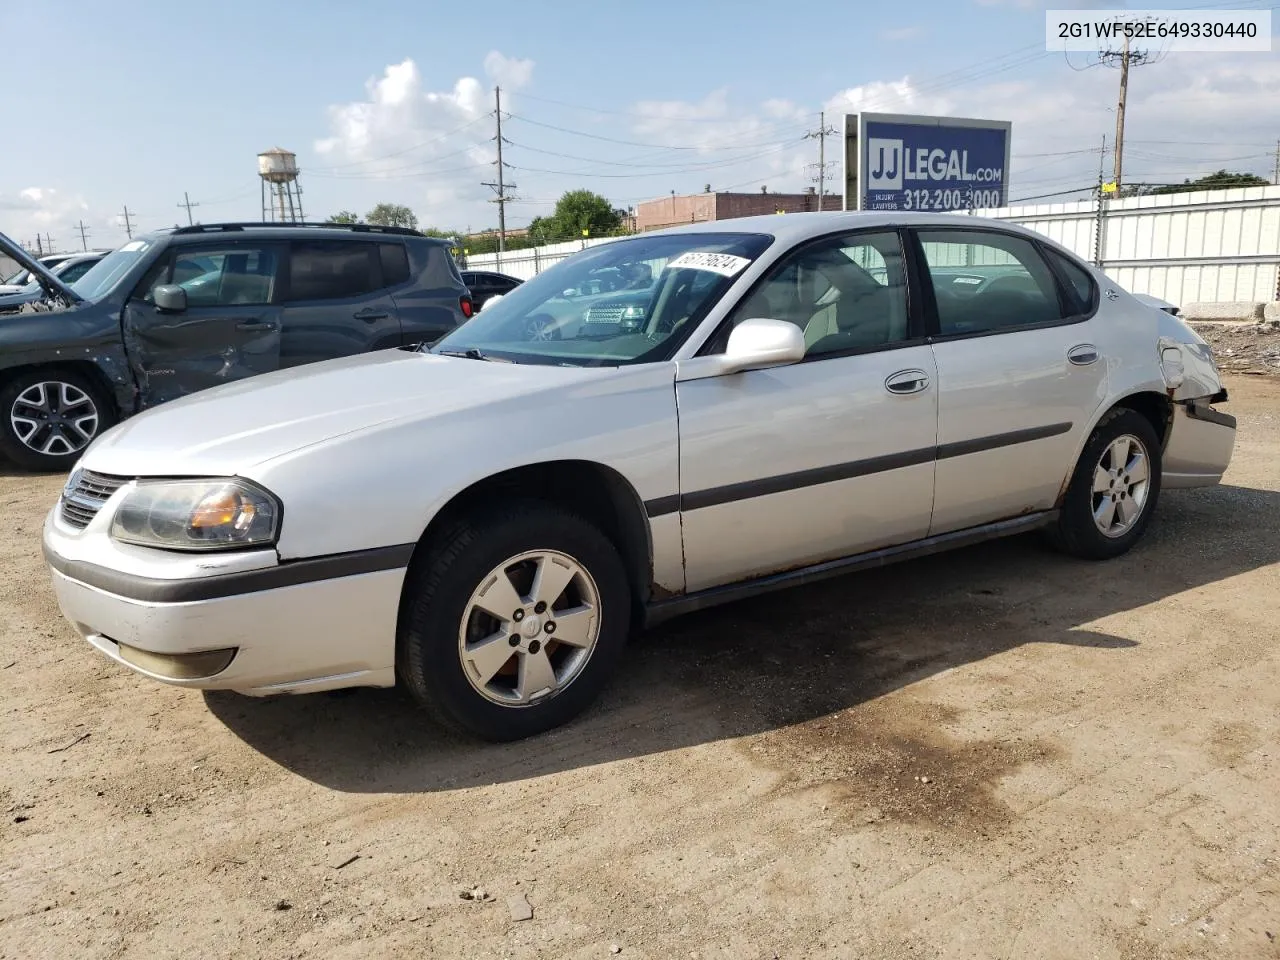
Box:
[2, 0, 1276, 250]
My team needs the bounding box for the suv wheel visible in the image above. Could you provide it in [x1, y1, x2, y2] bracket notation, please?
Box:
[0, 369, 115, 472]
[399, 502, 630, 741]
[1047, 407, 1162, 560]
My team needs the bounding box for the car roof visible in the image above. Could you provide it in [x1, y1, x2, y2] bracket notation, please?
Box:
[138, 223, 451, 246]
[641, 211, 1062, 249]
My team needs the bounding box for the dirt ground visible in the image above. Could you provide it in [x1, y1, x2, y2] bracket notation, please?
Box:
[2, 377, 1279, 960]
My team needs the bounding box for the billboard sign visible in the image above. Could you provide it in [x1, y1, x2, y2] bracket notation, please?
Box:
[843, 113, 1012, 212]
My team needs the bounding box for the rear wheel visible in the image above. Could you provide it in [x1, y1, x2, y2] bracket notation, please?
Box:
[1047, 408, 1162, 560]
[0, 369, 115, 472]
[398, 502, 630, 741]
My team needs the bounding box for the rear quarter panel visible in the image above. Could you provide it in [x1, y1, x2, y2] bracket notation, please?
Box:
[392, 241, 468, 344]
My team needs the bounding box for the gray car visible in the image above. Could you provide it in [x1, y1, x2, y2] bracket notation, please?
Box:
[41, 212, 1236, 742]
[0, 251, 108, 314]
[0, 223, 471, 470]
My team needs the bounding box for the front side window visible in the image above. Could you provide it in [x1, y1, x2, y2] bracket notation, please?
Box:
[287, 241, 376, 302]
[167, 248, 278, 306]
[917, 230, 1070, 336]
[431, 232, 773, 366]
[713, 230, 911, 357]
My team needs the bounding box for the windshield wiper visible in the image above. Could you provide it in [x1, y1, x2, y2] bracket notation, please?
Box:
[435, 347, 510, 362]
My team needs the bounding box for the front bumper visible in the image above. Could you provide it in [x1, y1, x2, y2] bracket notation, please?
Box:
[43, 511, 407, 695]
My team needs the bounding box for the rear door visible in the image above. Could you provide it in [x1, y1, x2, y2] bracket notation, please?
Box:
[122, 244, 283, 406]
[278, 239, 403, 367]
[913, 227, 1106, 535]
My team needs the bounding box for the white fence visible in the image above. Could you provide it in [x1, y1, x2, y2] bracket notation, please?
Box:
[463, 185, 1280, 305]
[974, 185, 1280, 305]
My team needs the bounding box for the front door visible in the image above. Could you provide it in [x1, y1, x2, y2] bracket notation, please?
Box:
[912, 228, 1107, 535]
[278, 239, 403, 367]
[122, 244, 283, 406]
[676, 229, 939, 593]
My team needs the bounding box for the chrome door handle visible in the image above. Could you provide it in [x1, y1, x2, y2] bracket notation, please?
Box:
[885, 369, 930, 394]
[1068, 344, 1099, 365]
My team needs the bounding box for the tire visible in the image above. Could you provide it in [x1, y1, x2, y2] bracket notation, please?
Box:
[0, 368, 116, 473]
[1046, 407, 1162, 560]
[398, 501, 631, 742]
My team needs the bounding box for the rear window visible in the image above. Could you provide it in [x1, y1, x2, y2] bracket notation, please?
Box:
[286, 241, 375, 301]
[1045, 248, 1097, 313]
[378, 242, 411, 286]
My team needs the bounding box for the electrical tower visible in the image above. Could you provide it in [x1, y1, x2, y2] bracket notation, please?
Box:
[1099, 29, 1153, 194]
[481, 85, 517, 253]
[120, 205, 135, 240]
[804, 111, 838, 211]
[178, 191, 201, 226]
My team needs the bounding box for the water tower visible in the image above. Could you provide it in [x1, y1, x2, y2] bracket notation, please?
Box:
[258, 147, 306, 223]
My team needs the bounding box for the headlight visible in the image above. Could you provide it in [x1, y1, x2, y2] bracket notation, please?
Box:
[109, 479, 280, 551]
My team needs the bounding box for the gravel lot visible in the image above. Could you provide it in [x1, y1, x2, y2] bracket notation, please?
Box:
[2, 376, 1278, 960]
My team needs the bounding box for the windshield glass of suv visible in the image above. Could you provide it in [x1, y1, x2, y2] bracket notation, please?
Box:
[431, 232, 773, 366]
[71, 239, 154, 301]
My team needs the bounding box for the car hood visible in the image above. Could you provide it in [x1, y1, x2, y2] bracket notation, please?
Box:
[81, 348, 613, 477]
[0, 231, 81, 305]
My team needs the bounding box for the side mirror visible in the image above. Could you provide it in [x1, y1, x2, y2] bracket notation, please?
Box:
[153, 284, 187, 313]
[721, 317, 806, 374]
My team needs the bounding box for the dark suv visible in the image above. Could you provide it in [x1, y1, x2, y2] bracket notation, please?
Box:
[0, 223, 472, 470]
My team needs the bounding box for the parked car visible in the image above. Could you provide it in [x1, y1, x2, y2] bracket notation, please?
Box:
[0, 223, 471, 469]
[42, 212, 1236, 742]
[461, 270, 523, 310]
[0, 251, 108, 314]
[0, 252, 87, 293]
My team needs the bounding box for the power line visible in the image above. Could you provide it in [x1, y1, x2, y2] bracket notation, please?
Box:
[804, 112, 838, 211]
[481, 85, 517, 253]
[178, 191, 200, 226]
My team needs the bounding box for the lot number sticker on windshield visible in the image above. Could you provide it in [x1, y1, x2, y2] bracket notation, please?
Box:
[667, 251, 751, 277]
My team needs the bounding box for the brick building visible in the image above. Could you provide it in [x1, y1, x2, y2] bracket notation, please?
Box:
[634, 188, 841, 232]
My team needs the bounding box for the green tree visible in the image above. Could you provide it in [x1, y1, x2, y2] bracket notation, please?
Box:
[547, 190, 622, 238]
[326, 211, 361, 224]
[365, 203, 419, 229]
[1152, 170, 1270, 195]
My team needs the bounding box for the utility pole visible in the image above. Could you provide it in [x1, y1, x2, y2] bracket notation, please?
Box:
[177, 191, 200, 226]
[1099, 28, 1151, 195]
[481, 85, 517, 253]
[1094, 134, 1108, 268]
[74, 220, 91, 252]
[1273, 139, 1279, 185]
[43, 233, 54, 254]
[120, 205, 135, 240]
[804, 112, 838, 211]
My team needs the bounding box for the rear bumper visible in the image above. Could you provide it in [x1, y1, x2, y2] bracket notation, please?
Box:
[1163, 398, 1237, 489]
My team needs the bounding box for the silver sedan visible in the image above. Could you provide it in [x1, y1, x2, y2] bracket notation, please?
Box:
[42, 212, 1236, 741]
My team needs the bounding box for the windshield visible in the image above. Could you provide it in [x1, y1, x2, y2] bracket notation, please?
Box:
[2, 268, 30, 286]
[432, 232, 772, 366]
[71, 239, 154, 301]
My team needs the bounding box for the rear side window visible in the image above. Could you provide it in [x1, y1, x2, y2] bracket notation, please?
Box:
[379, 242, 411, 287]
[1044, 248, 1096, 314]
[917, 230, 1070, 336]
[287, 241, 376, 302]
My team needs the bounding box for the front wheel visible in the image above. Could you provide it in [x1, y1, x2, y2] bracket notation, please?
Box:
[398, 502, 631, 741]
[0, 369, 116, 472]
[1047, 407, 1162, 560]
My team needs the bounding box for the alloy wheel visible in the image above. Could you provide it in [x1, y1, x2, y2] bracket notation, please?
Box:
[457, 549, 601, 706]
[1091, 433, 1151, 538]
[10, 381, 100, 457]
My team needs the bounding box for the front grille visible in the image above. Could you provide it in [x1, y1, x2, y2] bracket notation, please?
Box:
[585, 305, 625, 324]
[60, 470, 129, 530]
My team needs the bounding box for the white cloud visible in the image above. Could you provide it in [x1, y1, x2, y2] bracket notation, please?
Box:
[309, 53, 534, 227]
[0, 187, 109, 254]
[824, 77, 956, 118]
[483, 51, 534, 90]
